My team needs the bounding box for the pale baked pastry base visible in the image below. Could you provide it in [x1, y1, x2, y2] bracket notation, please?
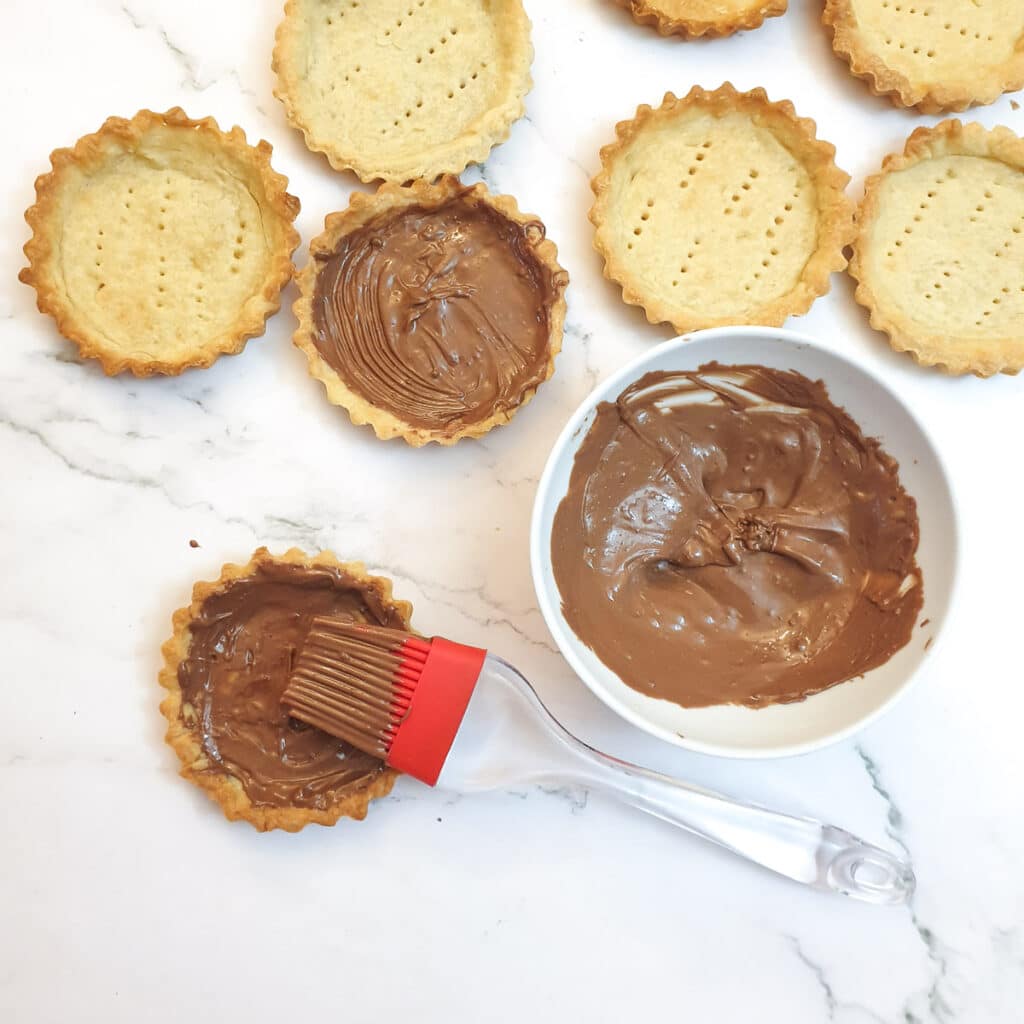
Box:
[293, 175, 569, 447]
[20, 108, 300, 376]
[159, 548, 412, 832]
[850, 121, 1024, 378]
[273, 0, 532, 182]
[616, 0, 787, 39]
[823, 0, 1024, 113]
[590, 84, 854, 334]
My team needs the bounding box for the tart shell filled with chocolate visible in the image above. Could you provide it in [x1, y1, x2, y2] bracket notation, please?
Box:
[159, 548, 413, 831]
[293, 176, 569, 446]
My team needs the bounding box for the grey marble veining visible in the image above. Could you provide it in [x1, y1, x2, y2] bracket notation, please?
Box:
[2, 1, 1023, 1021]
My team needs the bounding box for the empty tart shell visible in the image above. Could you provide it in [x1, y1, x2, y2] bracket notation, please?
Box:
[293, 175, 569, 447]
[272, 0, 533, 183]
[822, 0, 1024, 113]
[590, 84, 854, 334]
[850, 120, 1024, 377]
[159, 548, 413, 832]
[20, 108, 300, 376]
[615, 0, 787, 39]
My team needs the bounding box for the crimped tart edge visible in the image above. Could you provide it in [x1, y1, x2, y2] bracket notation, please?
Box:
[615, 0, 787, 41]
[19, 107, 300, 377]
[292, 175, 569, 446]
[850, 120, 1024, 377]
[271, 0, 534, 183]
[158, 547, 412, 832]
[589, 83, 854, 334]
[822, 0, 1024, 114]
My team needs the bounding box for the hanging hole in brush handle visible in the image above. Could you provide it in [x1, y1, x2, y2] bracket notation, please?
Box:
[443, 656, 915, 905]
[819, 829, 915, 904]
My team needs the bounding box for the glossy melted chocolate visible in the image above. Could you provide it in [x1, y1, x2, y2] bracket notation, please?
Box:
[311, 193, 564, 432]
[177, 561, 406, 808]
[551, 364, 923, 709]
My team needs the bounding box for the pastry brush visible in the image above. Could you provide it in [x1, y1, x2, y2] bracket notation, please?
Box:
[283, 617, 914, 905]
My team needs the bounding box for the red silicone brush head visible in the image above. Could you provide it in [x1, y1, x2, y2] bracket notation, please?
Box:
[282, 620, 486, 786]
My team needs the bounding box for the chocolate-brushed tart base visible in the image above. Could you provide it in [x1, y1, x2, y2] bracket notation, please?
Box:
[159, 548, 413, 832]
[292, 176, 568, 447]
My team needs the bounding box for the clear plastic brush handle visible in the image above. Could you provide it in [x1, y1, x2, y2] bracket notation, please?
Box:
[436, 655, 914, 905]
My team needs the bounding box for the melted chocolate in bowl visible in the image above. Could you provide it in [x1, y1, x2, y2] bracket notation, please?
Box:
[177, 562, 406, 809]
[551, 363, 924, 710]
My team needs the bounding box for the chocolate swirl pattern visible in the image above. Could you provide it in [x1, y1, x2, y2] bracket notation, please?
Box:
[312, 197, 562, 432]
[552, 364, 923, 709]
[177, 562, 406, 809]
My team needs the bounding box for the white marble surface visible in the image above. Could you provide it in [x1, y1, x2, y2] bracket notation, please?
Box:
[2, 1, 1023, 1020]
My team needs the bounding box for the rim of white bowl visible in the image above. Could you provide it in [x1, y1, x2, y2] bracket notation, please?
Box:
[530, 326, 962, 759]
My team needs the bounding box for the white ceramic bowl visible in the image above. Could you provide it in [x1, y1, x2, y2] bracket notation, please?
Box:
[531, 327, 960, 758]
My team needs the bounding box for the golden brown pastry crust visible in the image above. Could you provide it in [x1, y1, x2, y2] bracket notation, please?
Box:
[159, 548, 412, 832]
[272, 0, 533, 183]
[590, 84, 854, 334]
[20, 108, 299, 377]
[850, 120, 1024, 378]
[292, 175, 568, 446]
[615, 0, 787, 39]
[822, 0, 1024, 114]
